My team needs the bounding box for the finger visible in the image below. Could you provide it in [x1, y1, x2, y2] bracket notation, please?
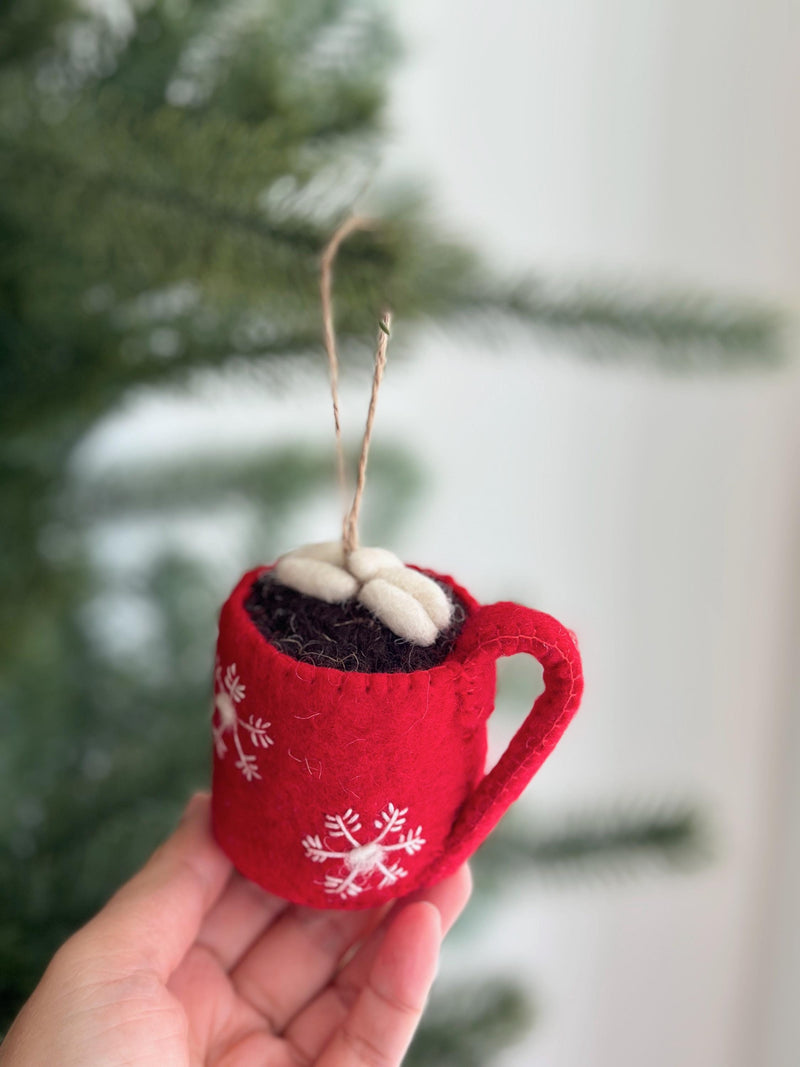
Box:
[230, 902, 381, 1033]
[195, 870, 289, 971]
[316, 901, 442, 1067]
[76, 792, 232, 980]
[284, 865, 471, 1062]
[340, 864, 473, 988]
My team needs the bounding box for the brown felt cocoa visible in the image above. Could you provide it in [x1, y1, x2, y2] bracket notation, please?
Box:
[245, 571, 467, 673]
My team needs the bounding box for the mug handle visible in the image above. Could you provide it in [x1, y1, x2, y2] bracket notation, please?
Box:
[426, 600, 584, 883]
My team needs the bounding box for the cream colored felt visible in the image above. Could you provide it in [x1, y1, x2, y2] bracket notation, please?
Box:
[357, 576, 440, 646]
[282, 541, 346, 565]
[345, 546, 403, 582]
[272, 541, 453, 645]
[273, 543, 358, 603]
[361, 565, 453, 631]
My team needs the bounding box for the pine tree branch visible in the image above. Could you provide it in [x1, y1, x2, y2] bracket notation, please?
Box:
[0, 136, 331, 259]
[458, 279, 784, 364]
[472, 802, 706, 888]
[0, 0, 787, 380]
[3, 125, 784, 368]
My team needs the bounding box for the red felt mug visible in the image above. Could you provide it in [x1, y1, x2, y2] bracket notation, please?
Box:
[211, 564, 583, 909]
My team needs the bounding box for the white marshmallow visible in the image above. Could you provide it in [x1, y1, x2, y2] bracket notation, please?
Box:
[282, 540, 345, 565]
[371, 565, 453, 630]
[345, 546, 403, 582]
[272, 541, 454, 646]
[358, 577, 440, 647]
[273, 555, 359, 603]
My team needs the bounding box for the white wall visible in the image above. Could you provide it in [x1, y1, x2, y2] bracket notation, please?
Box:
[377, 3, 800, 1065]
[384, 0, 800, 300]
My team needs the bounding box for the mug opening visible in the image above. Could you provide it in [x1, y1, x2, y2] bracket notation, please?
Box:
[235, 564, 482, 680]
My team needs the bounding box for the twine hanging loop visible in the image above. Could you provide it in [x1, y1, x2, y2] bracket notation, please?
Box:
[319, 216, 391, 555]
[273, 220, 454, 646]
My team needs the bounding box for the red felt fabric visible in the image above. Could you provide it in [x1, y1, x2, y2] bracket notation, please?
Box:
[211, 565, 583, 909]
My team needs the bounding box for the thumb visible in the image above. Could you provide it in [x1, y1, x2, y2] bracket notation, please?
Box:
[74, 793, 232, 980]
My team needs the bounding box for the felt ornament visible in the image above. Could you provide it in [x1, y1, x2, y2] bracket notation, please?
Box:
[210, 217, 584, 909]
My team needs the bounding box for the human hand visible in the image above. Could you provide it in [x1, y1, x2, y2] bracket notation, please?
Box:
[0, 793, 471, 1067]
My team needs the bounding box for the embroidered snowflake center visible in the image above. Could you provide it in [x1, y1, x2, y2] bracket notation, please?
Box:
[346, 841, 386, 874]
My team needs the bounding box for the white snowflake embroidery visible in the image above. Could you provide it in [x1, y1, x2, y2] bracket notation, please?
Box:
[212, 660, 273, 781]
[302, 803, 426, 899]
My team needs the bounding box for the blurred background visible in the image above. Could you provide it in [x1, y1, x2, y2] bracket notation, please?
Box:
[1, 1, 799, 1065]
